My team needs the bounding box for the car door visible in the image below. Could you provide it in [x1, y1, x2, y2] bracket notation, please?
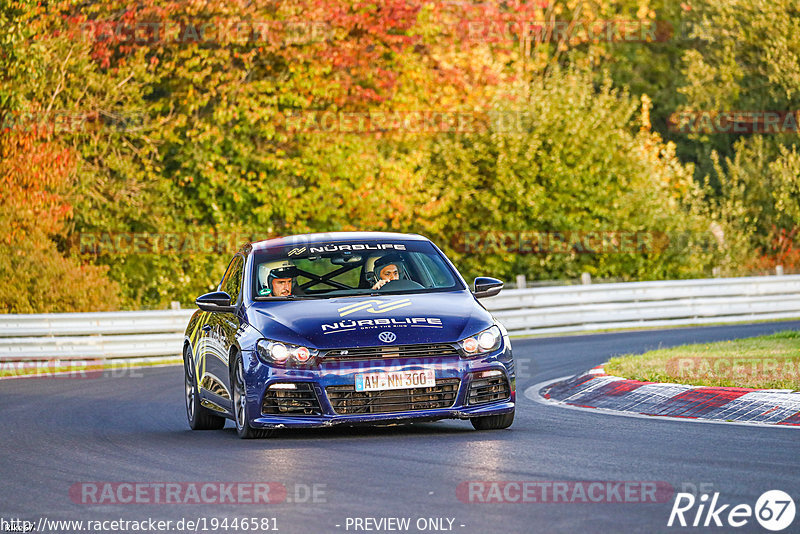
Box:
[197, 254, 244, 412]
[216, 253, 245, 396]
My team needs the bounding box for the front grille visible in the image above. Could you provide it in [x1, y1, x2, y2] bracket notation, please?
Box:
[467, 373, 511, 406]
[326, 378, 460, 414]
[323, 343, 459, 362]
[261, 383, 322, 416]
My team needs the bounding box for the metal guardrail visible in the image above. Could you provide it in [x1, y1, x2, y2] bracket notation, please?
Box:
[0, 310, 193, 361]
[484, 275, 800, 335]
[0, 275, 798, 361]
[0, 310, 194, 337]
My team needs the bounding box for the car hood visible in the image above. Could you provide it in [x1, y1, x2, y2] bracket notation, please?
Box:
[246, 291, 494, 349]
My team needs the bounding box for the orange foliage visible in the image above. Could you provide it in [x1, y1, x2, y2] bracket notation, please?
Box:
[0, 128, 122, 312]
[745, 227, 800, 274]
[0, 128, 75, 246]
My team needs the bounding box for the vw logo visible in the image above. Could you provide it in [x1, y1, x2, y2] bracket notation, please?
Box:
[378, 331, 397, 343]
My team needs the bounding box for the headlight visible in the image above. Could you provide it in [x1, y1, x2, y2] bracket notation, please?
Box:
[256, 339, 318, 365]
[459, 325, 502, 357]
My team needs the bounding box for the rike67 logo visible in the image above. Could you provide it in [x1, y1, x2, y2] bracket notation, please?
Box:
[668, 490, 796, 531]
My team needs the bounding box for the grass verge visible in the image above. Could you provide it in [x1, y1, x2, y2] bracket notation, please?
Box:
[509, 316, 800, 340]
[604, 330, 800, 390]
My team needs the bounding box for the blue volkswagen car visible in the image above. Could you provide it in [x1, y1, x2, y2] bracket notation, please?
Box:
[183, 232, 515, 438]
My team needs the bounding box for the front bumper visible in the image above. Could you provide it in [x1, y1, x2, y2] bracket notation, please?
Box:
[241, 345, 516, 429]
[251, 401, 515, 428]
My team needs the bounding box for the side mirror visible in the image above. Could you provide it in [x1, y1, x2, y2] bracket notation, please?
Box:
[196, 291, 235, 313]
[472, 277, 503, 298]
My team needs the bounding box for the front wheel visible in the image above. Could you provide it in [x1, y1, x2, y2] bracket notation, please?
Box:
[184, 347, 225, 430]
[232, 353, 275, 439]
[470, 410, 514, 431]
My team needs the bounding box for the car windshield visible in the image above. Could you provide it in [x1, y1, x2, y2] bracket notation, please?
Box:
[251, 240, 464, 299]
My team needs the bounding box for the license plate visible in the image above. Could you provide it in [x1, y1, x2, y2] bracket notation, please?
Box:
[355, 370, 436, 392]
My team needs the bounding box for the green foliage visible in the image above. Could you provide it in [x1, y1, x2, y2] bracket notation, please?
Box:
[0, 237, 121, 313]
[417, 69, 714, 283]
[676, 0, 800, 182]
[0, 128, 121, 313]
[680, 0, 800, 112]
[603, 0, 800, 273]
[2, 0, 796, 312]
[704, 137, 800, 273]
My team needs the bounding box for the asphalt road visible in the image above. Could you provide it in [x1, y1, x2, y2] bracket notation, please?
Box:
[2, 321, 799, 534]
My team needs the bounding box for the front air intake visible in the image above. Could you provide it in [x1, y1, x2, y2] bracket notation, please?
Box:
[467, 372, 511, 406]
[261, 383, 322, 415]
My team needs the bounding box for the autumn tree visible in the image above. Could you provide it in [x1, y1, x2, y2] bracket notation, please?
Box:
[0, 129, 121, 312]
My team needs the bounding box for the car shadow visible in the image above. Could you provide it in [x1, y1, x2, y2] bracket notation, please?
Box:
[217, 420, 477, 441]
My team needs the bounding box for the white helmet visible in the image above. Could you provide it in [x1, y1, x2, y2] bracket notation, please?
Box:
[258, 260, 298, 296]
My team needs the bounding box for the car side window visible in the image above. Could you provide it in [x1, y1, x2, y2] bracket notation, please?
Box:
[220, 255, 245, 305]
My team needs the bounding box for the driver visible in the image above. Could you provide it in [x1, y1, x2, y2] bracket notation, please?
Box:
[259, 261, 299, 297]
[371, 253, 403, 290]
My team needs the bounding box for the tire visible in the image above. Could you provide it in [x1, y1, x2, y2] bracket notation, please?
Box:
[184, 346, 225, 431]
[470, 410, 514, 431]
[232, 353, 275, 439]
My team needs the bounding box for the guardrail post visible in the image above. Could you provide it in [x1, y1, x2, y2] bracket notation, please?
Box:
[516, 274, 527, 289]
[581, 272, 591, 285]
[776, 265, 785, 276]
